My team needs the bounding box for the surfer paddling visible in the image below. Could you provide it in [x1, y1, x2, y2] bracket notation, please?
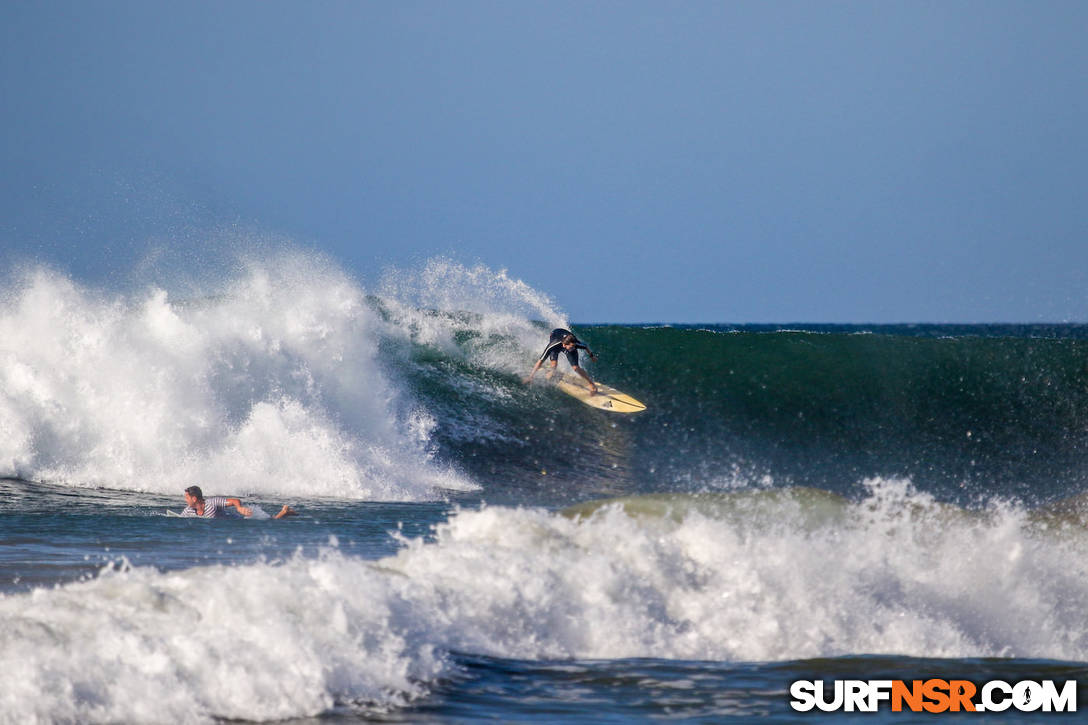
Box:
[182, 486, 296, 519]
[525, 328, 599, 394]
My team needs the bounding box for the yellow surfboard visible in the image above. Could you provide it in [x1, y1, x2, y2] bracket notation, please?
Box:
[555, 373, 647, 413]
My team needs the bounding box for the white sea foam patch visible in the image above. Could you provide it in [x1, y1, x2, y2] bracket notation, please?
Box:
[0, 258, 474, 498]
[377, 258, 570, 374]
[0, 554, 439, 725]
[7, 479, 1088, 723]
[381, 479, 1088, 663]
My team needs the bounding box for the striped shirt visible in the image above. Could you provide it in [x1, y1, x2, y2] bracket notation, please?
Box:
[181, 496, 234, 518]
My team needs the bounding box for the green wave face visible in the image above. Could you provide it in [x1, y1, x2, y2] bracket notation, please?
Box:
[397, 324, 1088, 505]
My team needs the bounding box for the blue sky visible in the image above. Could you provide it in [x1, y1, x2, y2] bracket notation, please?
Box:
[2, 0, 1086, 323]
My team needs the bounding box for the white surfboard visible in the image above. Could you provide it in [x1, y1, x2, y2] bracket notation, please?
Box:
[555, 373, 647, 413]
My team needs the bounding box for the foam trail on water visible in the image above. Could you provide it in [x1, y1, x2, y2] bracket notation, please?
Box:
[6, 479, 1088, 722]
[0, 254, 475, 498]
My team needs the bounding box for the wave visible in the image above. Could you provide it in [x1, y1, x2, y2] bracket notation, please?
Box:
[371, 319, 1088, 504]
[5, 478, 1088, 722]
[0, 254, 523, 499]
[6, 249, 1088, 505]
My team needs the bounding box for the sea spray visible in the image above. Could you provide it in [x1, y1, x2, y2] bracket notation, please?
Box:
[0, 257, 474, 498]
[377, 258, 569, 373]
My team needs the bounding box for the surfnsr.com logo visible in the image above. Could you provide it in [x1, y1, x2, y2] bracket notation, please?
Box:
[790, 679, 1077, 713]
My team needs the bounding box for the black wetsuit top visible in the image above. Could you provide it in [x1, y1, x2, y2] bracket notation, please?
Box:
[538, 328, 592, 368]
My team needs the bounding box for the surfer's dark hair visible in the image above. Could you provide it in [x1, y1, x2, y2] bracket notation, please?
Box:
[185, 485, 204, 500]
[562, 334, 577, 345]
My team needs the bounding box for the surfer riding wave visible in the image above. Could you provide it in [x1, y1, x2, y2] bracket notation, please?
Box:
[524, 328, 599, 394]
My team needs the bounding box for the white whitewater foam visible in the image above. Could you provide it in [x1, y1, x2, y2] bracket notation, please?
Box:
[0, 255, 475, 498]
[5, 479, 1088, 723]
[377, 258, 570, 374]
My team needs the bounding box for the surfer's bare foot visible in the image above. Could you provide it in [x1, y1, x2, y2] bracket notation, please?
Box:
[274, 505, 296, 519]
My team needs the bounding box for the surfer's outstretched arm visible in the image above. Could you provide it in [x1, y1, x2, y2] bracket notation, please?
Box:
[524, 358, 544, 384]
[526, 341, 561, 383]
[571, 342, 598, 393]
[571, 365, 598, 394]
[227, 498, 297, 519]
[224, 497, 253, 517]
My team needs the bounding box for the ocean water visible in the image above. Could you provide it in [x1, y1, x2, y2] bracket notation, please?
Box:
[4, 255, 1088, 723]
